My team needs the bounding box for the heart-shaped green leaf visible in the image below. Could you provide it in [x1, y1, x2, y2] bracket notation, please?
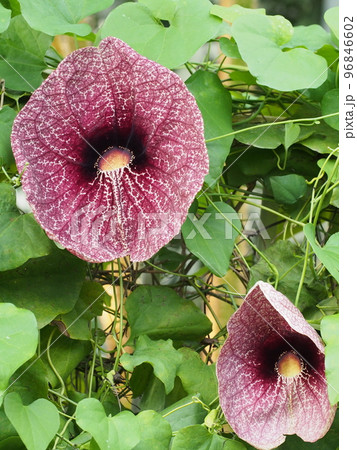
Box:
[18, 0, 114, 36]
[100, 0, 221, 69]
[121, 335, 182, 394]
[182, 202, 241, 277]
[0, 304, 38, 401]
[0, 16, 52, 91]
[4, 393, 60, 450]
[125, 285, 212, 346]
[269, 174, 307, 205]
[186, 71, 233, 187]
[231, 14, 327, 91]
[0, 245, 86, 328]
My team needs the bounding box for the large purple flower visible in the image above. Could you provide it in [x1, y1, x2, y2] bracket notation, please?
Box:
[11, 37, 208, 262]
[216, 281, 336, 450]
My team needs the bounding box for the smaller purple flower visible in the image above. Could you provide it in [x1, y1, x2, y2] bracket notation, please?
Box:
[216, 281, 336, 450]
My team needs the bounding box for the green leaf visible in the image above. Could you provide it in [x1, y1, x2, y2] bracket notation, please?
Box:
[320, 314, 339, 405]
[0, 15, 52, 91]
[18, 0, 114, 36]
[321, 89, 339, 130]
[219, 37, 241, 59]
[177, 348, 218, 405]
[304, 224, 339, 282]
[4, 392, 59, 450]
[231, 14, 327, 91]
[7, 358, 49, 404]
[55, 281, 110, 340]
[0, 303, 37, 401]
[161, 395, 207, 432]
[172, 424, 247, 449]
[324, 7, 339, 41]
[210, 4, 265, 23]
[0, 184, 52, 271]
[100, 0, 221, 69]
[40, 326, 91, 389]
[0, 107, 16, 167]
[0, 4, 10, 34]
[126, 285, 212, 346]
[76, 398, 140, 450]
[0, 244, 86, 328]
[285, 25, 331, 51]
[0, 407, 25, 449]
[186, 71, 233, 187]
[236, 122, 312, 150]
[182, 202, 241, 277]
[120, 335, 182, 394]
[133, 410, 172, 450]
[284, 123, 300, 150]
[300, 122, 339, 154]
[269, 174, 307, 205]
[248, 240, 328, 314]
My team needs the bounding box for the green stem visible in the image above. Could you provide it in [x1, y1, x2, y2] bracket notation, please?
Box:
[205, 112, 339, 143]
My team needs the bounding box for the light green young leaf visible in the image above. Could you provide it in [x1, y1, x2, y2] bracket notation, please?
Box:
[285, 25, 332, 51]
[177, 348, 218, 405]
[186, 71, 233, 186]
[100, 0, 221, 69]
[304, 224, 339, 282]
[121, 335, 183, 394]
[324, 7, 339, 40]
[182, 202, 241, 277]
[231, 14, 327, 91]
[0, 15, 52, 91]
[320, 314, 339, 405]
[210, 4, 265, 23]
[76, 398, 140, 450]
[0, 4, 11, 33]
[0, 303, 37, 402]
[4, 393, 59, 450]
[19, 0, 114, 36]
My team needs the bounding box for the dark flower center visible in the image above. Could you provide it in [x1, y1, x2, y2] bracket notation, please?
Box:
[277, 351, 302, 378]
[257, 331, 324, 381]
[97, 146, 133, 172]
[81, 126, 147, 179]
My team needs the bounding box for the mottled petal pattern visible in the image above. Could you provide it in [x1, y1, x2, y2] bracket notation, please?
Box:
[11, 37, 208, 262]
[216, 281, 336, 450]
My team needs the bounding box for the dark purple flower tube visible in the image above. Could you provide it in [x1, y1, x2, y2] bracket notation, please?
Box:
[11, 37, 208, 262]
[216, 281, 337, 450]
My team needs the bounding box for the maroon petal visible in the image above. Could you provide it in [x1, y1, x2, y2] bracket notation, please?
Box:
[216, 281, 336, 450]
[11, 37, 208, 262]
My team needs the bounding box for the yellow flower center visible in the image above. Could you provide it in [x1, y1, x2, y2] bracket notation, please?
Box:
[277, 352, 302, 378]
[98, 146, 132, 172]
